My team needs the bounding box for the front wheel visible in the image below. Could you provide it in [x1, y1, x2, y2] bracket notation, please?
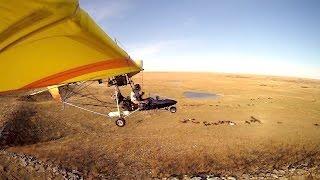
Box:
[115, 118, 126, 127]
[169, 106, 177, 113]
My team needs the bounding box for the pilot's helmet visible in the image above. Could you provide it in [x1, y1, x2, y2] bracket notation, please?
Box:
[134, 84, 141, 91]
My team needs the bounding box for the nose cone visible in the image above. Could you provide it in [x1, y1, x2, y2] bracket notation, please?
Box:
[167, 99, 177, 106]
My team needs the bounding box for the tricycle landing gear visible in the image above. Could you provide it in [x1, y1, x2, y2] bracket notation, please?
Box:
[115, 118, 126, 127]
[169, 106, 177, 113]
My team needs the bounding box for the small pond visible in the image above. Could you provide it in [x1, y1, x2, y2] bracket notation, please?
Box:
[183, 91, 220, 99]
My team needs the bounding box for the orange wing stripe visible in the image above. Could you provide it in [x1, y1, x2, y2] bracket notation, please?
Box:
[23, 58, 136, 89]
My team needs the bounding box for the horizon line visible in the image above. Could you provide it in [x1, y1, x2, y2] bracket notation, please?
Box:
[142, 70, 320, 81]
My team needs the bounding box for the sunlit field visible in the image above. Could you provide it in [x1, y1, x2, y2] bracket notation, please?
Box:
[0, 72, 320, 179]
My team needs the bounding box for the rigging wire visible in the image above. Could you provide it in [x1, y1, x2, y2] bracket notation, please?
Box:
[141, 70, 144, 90]
[61, 81, 116, 112]
[63, 81, 93, 101]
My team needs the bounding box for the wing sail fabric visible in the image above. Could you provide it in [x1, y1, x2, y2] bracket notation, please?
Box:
[0, 0, 141, 93]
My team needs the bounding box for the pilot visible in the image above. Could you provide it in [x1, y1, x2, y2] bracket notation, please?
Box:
[131, 84, 148, 107]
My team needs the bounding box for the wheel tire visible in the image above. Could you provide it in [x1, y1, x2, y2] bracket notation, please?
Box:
[169, 106, 177, 113]
[115, 118, 126, 127]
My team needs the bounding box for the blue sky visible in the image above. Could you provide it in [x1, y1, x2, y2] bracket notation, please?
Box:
[80, 0, 320, 79]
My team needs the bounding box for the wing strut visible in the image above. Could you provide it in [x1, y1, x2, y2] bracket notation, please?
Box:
[115, 86, 121, 118]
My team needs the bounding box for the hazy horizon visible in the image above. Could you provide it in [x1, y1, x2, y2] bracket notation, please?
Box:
[80, 0, 320, 79]
[137, 70, 320, 80]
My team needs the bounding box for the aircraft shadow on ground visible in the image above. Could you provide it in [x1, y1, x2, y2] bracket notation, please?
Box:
[0, 105, 67, 149]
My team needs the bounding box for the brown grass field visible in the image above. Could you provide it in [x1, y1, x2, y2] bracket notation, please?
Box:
[0, 72, 320, 179]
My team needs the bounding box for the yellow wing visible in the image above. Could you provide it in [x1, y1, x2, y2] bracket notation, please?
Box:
[0, 0, 141, 93]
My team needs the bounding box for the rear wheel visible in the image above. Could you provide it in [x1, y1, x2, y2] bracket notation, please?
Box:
[116, 118, 126, 127]
[169, 106, 177, 113]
